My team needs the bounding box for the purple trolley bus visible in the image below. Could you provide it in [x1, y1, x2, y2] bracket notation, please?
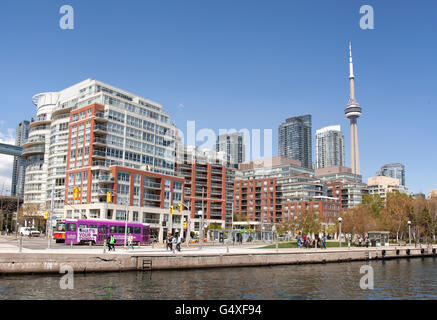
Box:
[64, 219, 150, 245]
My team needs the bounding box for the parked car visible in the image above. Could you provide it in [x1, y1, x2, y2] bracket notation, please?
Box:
[19, 227, 41, 237]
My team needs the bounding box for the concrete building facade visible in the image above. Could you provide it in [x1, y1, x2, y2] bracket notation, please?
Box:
[315, 125, 345, 169]
[175, 145, 234, 229]
[367, 176, 411, 200]
[11, 120, 29, 197]
[377, 163, 405, 186]
[22, 79, 177, 228]
[215, 132, 245, 169]
[278, 115, 312, 169]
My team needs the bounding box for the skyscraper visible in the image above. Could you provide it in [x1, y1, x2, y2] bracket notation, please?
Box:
[11, 120, 29, 197]
[315, 125, 345, 169]
[278, 115, 312, 168]
[345, 42, 362, 175]
[216, 132, 245, 168]
[377, 163, 405, 186]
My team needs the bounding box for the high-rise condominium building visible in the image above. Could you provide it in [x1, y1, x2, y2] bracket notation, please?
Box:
[377, 163, 405, 186]
[11, 120, 29, 197]
[216, 132, 245, 168]
[315, 125, 345, 169]
[278, 115, 312, 169]
[22, 79, 177, 223]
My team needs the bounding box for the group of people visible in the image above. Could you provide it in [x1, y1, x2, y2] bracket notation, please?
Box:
[358, 235, 370, 248]
[106, 233, 136, 251]
[166, 234, 183, 252]
[297, 235, 327, 249]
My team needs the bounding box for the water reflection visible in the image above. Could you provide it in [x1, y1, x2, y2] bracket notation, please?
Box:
[1, 258, 437, 300]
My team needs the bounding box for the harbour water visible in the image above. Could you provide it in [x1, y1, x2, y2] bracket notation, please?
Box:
[1, 257, 436, 300]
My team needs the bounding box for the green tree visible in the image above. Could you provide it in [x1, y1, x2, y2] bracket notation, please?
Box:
[360, 194, 384, 219]
[342, 206, 377, 237]
[380, 191, 413, 243]
[292, 208, 320, 235]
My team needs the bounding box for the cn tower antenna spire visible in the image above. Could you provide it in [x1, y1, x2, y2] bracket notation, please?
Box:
[349, 41, 355, 102]
[344, 41, 362, 176]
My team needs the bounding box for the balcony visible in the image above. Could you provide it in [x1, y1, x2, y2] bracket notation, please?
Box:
[21, 145, 45, 156]
[143, 181, 161, 189]
[143, 194, 161, 201]
[93, 125, 107, 134]
[195, 173, 207, 179]
[29, 118, 51, 128]
[210, 175, 222, 182]
[21, 136, 45, 148]
[94, 112, 108, 123]
[96, 175, 115, 183]
[143, 218, 160, 224]
[93, 137, 107, 147]
[92, 150, 106, 160]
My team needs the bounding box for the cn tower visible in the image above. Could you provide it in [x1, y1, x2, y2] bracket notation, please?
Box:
[345, 42, 362, 175]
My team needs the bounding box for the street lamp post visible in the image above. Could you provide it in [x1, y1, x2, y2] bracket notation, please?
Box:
[180, 200, 191, 248]
[338, 217, 342, 248]
[123, 198, 129, 248]
[408, 220, 411, 246]
[15, 185, 20, 239]
[199, 187, 205, 250]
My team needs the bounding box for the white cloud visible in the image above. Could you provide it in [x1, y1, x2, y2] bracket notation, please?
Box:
[0, 128, 16, 195]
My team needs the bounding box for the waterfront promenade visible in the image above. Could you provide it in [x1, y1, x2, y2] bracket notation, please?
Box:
[0, 234, 435, 274]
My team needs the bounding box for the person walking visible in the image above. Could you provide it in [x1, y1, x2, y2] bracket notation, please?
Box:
[172, 235, 177, 253]
[176, 234, 182, 252]
[106, 235, 112, 251]
[109, 235, 116, 251]
[297, 236, 302, 249]
[128, 233, 134, 250]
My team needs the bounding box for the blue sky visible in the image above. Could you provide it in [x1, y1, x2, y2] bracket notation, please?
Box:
[0, 0, 436, 195]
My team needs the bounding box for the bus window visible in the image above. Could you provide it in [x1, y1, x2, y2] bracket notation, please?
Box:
[118, 226, 125, 234]
[57, 223, 65, 231]
[89, 225, 97, 229]
[66, 223, 76, 232]
[133, 227, 141, 234]
[127, 226, 133, 234]
[110, 225, 117, 233]
[98, 225, 108, 234]
[79, 224, 88, 229]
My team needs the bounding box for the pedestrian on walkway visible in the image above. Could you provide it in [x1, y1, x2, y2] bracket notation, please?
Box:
[128, 233, 134, 250]
[176, 234, 182, 252]
[109, 235, 116, 251]
[297, 236, 302, 249]
[172, 235, 177, 253]
[322, 234, 327, 249]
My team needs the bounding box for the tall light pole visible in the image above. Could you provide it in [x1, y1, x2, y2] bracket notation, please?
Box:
[181, 200, 190, 247]
[338, 217, 342, 248]
[408, 220, 411, 246]
[45, 183, 56, 249]
[15, 185, 21, 239]
[123, 198, 129, 248]
[199, 187, 205, 250]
